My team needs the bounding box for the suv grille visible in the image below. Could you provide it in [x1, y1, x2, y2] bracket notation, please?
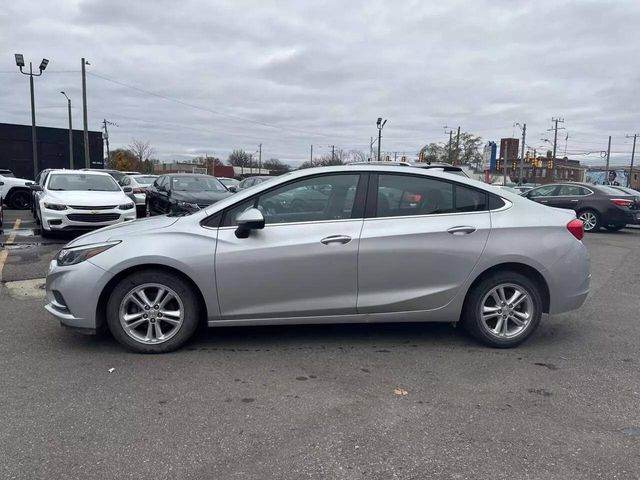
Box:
[67, 213, 120, 223]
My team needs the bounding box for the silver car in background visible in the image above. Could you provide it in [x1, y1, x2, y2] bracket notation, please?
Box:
[45, 165, 590, 353]
[120, 174, 158, 216]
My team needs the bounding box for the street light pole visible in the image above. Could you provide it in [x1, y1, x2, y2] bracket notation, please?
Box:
[15, 54, 49, 179]
[61, 92, 73, 169]
[376, 117, 387, 162]
[81, 58, 90, 168]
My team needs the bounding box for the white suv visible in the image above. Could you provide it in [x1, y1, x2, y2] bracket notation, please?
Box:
[32, 170, 136, 237]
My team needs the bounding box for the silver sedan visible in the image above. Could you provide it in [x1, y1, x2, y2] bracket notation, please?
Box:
[45, 165, 590, 353]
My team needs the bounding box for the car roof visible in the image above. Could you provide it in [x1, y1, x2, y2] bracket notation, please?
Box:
[48, 169, 113, 177]
[161, 173, 216, 178]
[347, 161, 464, 171]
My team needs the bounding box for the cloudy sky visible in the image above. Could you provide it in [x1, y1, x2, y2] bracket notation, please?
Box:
[2, 0, 639, 167]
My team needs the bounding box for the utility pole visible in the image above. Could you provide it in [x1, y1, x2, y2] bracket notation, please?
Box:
[15, 54, 49, 178]
[394, 152, 397, 161]
[81, 58, 90, 168]
[258, 143, 262, 172]
[102, 119, 110, 166]
[61, 92, 73, 168]
[626, 134, 638, 188]
[447, 129, 454, 163]
[310, 144, 313, 166]
[376, 118, 387, 162]
[369, 137, 373, 161]
[331, 145, 335, 163]
[518, 123, 526, 185]
[454, 126, 460, 165]
[605, 135, 612, 183]
[548, 117, 564, 180]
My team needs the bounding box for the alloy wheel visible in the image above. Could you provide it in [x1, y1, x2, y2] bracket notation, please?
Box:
[119, 283, 184, 345]
[479, 283, 533, 339]
[579, 211, 597, 231]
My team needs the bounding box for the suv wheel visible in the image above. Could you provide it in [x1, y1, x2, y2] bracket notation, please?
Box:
[577, 209, 600, 232]
[462, 271, 543, 348]
[106, 270, 200, 353]
[8, 189, 31, 210]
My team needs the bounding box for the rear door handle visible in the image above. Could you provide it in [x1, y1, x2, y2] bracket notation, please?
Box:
[320, 235, 352, 245]
[447, 226, 476, 235]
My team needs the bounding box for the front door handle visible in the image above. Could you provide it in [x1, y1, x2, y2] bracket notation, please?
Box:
[447, 226, 476, 235]
[320, 235, 352, 245]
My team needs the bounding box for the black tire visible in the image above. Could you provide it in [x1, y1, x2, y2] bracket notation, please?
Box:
[461, 271, 543, 348]
[106, 269, 201, 353]
[605, 224, 625, 231]
[7, 189, 31, 210]
[577, 208, 601, 232]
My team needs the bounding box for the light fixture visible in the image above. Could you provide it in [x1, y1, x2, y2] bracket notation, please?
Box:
[14, 53, 25, 67]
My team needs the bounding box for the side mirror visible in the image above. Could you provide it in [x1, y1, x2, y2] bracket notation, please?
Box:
[228, 185, 238, 193]
[123, 186, 133, 193]
[29, 184, 43, 191]
[235, 207, 265, 238]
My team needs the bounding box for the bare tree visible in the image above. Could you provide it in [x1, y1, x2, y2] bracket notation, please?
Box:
[128, 138, 156, 164]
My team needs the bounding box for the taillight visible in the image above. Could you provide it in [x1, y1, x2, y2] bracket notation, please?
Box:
[567, 219, 584, 240]
[610, 198, 633, 207]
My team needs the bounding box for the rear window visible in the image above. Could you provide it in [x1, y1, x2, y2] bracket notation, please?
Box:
[598, 185, 631, 195]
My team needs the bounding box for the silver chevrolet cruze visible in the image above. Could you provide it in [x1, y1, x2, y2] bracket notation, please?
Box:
[45, 165, 590, 353]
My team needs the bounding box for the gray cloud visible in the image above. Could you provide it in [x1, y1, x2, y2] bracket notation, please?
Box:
[2, 0, 639, 166]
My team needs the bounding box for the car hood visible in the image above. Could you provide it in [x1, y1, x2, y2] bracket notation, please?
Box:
[172, 190, 231, 204]
[44, 190, 130, 206]
[65, 215, 181, 247]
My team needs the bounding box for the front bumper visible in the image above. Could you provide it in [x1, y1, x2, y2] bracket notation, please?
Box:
[45, 258, 114, 331]
[41, 206, 136, 231]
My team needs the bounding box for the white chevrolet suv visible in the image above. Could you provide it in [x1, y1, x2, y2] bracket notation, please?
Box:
[32, 170, 136, 237]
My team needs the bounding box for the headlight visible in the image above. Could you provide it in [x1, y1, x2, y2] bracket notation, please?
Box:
[177, 201, 200, 210]
[44, 203, 67, 210]
[118, 203, 135, 210]
[56, 241, 120, 267]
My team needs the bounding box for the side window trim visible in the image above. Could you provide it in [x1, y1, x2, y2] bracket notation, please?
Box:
[220, 172, 366, 227]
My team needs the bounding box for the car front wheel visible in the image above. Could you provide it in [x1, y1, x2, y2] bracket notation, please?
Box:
[577, 209, 600, 232]
[106, 270, 201, 353]
[462, 271, 543, 348]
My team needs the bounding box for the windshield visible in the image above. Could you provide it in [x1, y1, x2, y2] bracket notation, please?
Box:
[48, 174, 120, 192]
[133, 175, 158, 185]
[171, 176, 226, 192]
[219, 178, 238, 186]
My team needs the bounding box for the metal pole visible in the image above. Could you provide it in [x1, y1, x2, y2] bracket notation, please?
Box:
[310, 144, 313, 166]
[29, 63, 38, 178]
[377, 129, 382, 162]
[103, 119, 110, 167]
[258, 143, 262, 173]
[454, 126, 460, 165]
[67, 98, 73, 169]
[627, 134, 637, 188]
[605, 135, 611, 183]
[448, 130, 453, 163]
[332, 144, 335, 163]
[369, 137, 373, 161]
[519, 123, 526, 185]
[551, 119, 559, 180]
[81, 58, 90, 168]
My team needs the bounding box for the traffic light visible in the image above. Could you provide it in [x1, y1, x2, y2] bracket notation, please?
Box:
[419, 151, 424, 162]
[547, 160, 553, 169]
[496, 159, 502, 171]
[401, 155, 406, 162]
[511, 161, 516, 170]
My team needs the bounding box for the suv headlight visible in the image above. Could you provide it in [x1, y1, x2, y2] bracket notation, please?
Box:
[56, 241, 120, 267]
[118, 202, 135, 210]
[44, 203, 67, 210]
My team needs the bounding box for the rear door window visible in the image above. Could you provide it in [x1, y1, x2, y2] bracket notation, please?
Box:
[375, 174, 454, 217]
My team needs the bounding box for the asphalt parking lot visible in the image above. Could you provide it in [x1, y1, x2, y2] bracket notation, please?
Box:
[1, 209, 639, 479]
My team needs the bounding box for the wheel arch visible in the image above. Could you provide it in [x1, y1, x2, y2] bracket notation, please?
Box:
[96, 264, 209, 331]
[464, 262, 550, 314]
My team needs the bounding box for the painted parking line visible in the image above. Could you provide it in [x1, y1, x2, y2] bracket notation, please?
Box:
[0, 218, 22, 281]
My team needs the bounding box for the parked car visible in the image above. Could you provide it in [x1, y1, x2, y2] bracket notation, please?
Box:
[145, 174, 232, 215]
[31, 170, 136, 237]
[45, 165, 590, 353]
[217, 177, 240, 192]
[0, 171, 33, 209]
[120, 174, 158, 216]
[609, 185, 640, 198]
[80, 168, 133, 183]
[0, 168, 15, 177]
[31, 168, 55, 216]
[237, 176, 273, 190]
[522, 182, 640, 232]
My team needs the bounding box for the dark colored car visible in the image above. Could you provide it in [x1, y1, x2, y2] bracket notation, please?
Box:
[237, 176, 273, 190]
[522, 182, 640, 232]
[146, 174, 232, 215]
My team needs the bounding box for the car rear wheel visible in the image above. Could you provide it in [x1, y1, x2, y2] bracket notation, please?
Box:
[462, 271, 543, 348]
[577, 209, 600, 232]
[106, 270, 200, 353]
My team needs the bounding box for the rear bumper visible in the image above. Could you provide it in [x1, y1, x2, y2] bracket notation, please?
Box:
[548, 240, 591, 315]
